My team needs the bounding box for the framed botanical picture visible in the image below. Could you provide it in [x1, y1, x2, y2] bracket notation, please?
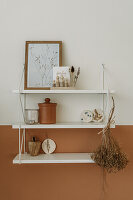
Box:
[24, 41, 62, 89]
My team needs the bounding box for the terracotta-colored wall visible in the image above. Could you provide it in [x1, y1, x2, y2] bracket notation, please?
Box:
[0, 126, 132, 200]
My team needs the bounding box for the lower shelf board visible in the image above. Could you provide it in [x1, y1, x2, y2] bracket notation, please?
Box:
[13, 153, 95, 164]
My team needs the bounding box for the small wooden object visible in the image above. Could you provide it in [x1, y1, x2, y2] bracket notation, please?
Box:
[93, 109, 104, 122]
[56, 76, 60, 87]
[65, 79, 68, 87]
[60, 75, 64, 87]
[28, 137, 41, 156]
[53, 80, 56, 87]
[50, 87, 75, 90]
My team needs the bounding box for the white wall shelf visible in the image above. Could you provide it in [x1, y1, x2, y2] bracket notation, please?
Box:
[12, 122, 115, 129]
[13, 89, 115, 94]
[13, 153, 94, 164]
[12, 66, 115, 164]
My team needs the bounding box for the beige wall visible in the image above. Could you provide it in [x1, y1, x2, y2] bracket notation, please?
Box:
[0, 0, 133, 124]
[0, 1, 133, 199]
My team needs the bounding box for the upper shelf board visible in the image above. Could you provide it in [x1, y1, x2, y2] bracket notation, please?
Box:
[12, 122, 115, 129]
[13, 89, 115, 94]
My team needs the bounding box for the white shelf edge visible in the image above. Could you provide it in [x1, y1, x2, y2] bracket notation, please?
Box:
[13, 153, 95, 164]
[12, 89, 115, 94]
[12, 122, 115, 129]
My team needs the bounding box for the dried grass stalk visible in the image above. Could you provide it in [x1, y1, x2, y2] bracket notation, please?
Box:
[91, 97, 128, 173]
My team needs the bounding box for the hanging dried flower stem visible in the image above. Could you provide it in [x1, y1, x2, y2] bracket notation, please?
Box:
[91, 97, 128, 173]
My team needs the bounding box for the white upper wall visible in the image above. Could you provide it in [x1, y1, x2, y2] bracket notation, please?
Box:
[0, 0, 133, 124]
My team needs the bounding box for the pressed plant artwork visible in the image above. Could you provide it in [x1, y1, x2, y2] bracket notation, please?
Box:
[24, 41, 62, 89]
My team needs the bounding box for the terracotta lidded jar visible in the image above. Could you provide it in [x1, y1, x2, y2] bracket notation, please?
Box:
[38, 98, 57, 124]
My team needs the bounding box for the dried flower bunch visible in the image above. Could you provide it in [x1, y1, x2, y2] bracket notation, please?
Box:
[91, 97, 128, 173]
[74, 67, 80, 86]
[71, 66, 80, 86]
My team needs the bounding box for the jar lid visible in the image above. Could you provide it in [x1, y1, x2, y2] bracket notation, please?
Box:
[38, 98, 57, 107]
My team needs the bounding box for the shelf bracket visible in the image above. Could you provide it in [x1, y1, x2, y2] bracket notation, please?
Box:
[101, 64, 105, 91]
[101, 64, 105, 116]
[18, 127, 21, 164]
[18, 127, 26, 164]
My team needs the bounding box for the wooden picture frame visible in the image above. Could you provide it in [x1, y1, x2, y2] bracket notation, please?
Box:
[24, 41, 62, 90]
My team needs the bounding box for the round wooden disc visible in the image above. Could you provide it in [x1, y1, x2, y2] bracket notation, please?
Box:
[42, 139, 56, 154]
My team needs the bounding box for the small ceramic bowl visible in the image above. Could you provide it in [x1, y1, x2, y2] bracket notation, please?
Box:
[80, 110, 93, 123]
